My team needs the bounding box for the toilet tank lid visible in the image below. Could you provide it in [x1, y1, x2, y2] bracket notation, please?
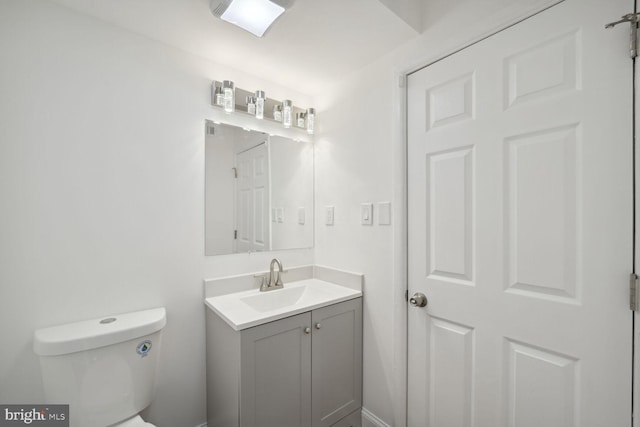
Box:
[33, 307, 166, 356]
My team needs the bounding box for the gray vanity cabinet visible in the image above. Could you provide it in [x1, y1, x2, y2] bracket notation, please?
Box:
[311, 298, 363, 427]
[206, 297, 363, 427]
[240, 312, 312, 427]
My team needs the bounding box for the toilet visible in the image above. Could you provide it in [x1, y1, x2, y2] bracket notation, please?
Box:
[33, 307, 166, 427]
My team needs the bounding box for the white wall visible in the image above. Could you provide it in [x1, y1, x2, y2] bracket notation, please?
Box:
[315, 60, 403, 427]
[314, 1, 561, 426]
[0, 1, 312, 426]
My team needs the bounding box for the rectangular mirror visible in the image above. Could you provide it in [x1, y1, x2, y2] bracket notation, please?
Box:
[205, 121, 314, 255]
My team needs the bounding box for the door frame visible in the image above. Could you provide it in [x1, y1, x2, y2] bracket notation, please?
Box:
[634, 36, 639, 426]
[392, 0, 636, 425]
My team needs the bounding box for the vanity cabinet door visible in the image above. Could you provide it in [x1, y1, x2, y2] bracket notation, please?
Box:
[240, 312, 312, 427]
[311, 298, 363, 427]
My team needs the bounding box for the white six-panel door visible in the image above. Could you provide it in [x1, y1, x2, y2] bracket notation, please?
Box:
[235, 142, 270, 252]
[407, 0, 633, 425]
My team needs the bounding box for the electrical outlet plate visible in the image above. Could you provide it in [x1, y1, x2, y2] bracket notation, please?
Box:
[325, 206, 335, 226]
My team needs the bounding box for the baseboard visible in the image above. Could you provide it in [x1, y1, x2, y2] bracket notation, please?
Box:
[361, 408, 392, 427]
[194, 423, 207, 427]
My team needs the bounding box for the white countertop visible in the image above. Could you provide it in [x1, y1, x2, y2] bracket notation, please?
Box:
[205, 278, 362, 331]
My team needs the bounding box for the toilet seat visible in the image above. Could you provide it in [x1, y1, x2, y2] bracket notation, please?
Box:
[110, 415, 155, 427]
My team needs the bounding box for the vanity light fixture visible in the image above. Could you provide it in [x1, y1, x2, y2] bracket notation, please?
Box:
[210, 0, 293, 38]
[210, 80, 314, 134]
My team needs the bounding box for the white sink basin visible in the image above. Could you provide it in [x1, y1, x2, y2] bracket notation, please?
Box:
[205, 278, 361, 330]
[241, 286, 306, 312]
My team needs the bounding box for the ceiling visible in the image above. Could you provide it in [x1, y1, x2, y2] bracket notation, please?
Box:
[49, 0, 421, 95]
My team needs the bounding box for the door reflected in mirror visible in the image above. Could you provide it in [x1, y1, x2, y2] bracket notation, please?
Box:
[205, 121, 314, 255]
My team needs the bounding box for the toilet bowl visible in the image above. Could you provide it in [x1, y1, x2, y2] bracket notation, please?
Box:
[34, 307, 166, 427]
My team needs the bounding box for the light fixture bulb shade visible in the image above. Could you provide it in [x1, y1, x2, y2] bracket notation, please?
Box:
[217, 0, 285, 37]
[282, 100, 292, 128]
[222, 80, 235, 113]
[306, 108, 315, 134]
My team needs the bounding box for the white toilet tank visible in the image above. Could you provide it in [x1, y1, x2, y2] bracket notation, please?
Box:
[33, 308, 166, 427]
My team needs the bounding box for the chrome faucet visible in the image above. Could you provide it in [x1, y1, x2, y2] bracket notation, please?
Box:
[259, 258, 285, 292]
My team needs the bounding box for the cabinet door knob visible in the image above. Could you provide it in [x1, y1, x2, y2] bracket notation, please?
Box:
[304, 327, 311, 334]
[315, 323, 321, 330]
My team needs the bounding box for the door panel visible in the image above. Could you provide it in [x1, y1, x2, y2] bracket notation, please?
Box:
[236, 142, 270, 252]
[427, 147, 474, 283]
[428, 317, 475, 427]
[407, 1, 633, 426]
[504, 340, 578, 427]
[505, 124, 579, 301]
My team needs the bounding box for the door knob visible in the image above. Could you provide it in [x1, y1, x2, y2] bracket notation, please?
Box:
[304, 327, 311, 334]
[409, 292, 428, 308]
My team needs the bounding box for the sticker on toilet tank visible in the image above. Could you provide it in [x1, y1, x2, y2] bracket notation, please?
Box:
[136, 340, 152, 357]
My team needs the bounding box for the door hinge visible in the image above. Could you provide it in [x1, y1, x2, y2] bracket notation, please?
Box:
[630, 272, 639, 311]
[605, 13, 640, 59]
[234, 229, 238, 240]
[232, 167, 238, 178]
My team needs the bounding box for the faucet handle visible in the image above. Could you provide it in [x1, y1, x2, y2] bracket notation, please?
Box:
[254, 273, 271, 292]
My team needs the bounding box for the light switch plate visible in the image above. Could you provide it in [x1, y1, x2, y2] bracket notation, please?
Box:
[361, 203, 373, 225]
[325, 206, 334, 226]
[378, 201, 391, 225]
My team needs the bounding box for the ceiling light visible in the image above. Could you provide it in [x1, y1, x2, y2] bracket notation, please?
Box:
[210, 0, 289, 38]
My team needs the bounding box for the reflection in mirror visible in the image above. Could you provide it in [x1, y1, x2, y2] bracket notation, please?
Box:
[205, 121, 314, 255]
